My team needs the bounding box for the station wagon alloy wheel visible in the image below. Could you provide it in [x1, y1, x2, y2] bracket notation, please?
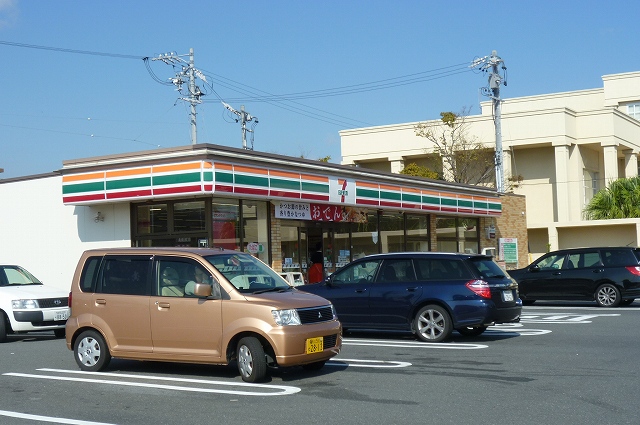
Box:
[596, 284, 621, 307]
[414, 305, 452, 343]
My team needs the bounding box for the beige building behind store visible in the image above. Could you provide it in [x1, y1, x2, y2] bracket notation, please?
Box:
[340, 71, 640, 261]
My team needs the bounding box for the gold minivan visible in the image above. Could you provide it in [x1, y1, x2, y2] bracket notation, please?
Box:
[66, 248, 341, 382]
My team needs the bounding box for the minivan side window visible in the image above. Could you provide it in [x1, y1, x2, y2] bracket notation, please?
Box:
[80, 256, 102, 292]
[99, 257, 151, 296]
[156, 257, 217, 297]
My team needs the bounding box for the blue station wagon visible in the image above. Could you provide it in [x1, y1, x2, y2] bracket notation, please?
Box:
[300, 252, 522, 342]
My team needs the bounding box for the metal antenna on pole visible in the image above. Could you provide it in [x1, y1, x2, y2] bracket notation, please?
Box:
[471, 50, 508, 192]
[152, 48, 206, 145]
[222, 102, 258, 150]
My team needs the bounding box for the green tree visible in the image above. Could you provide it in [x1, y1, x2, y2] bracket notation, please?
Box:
[399, 162, 439, 179]
[414, 108, 495, 186]
[583, 176, 640, 219]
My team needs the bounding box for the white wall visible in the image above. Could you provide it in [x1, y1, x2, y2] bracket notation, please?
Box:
[0, 175, 132, 291]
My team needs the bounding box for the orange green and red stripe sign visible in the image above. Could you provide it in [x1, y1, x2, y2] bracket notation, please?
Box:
[62, 161, 213, 204]
[62, 160, 501, 216]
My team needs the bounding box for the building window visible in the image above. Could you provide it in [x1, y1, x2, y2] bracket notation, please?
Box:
[212, 198, 240, 250]
[628, 103, 640, 120]
[406, 214, 430, 251]
[583, 169, 599, 205]
[435, 216, 479, 253]
[379, 212, 405, 253]
[133, 199, 209, 247]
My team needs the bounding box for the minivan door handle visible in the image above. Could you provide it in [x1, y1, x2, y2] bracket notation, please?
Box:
[95, 299, 106, 305]
[406, 287, 419, 292]
[355, 288, 367, 293]
[593, 269, 605, 273]
[552, 272, 562, 276]
[156, 301, 171, 309]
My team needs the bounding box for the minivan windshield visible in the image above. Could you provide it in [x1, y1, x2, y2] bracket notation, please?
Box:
[204, 253, 290, 293]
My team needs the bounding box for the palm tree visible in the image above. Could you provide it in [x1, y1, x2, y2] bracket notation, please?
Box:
[583, 176, 640, 219]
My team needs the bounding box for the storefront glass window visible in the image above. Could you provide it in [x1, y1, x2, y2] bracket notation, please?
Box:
[212, 199, 240, 250]
[333, 223, 351, 270]
[436, 216, 478, 253]
[380, 212, 404, 253]
[136, 204, 168, 234]
[351, 212, 379, 258]
[242, 200, 269, 263]
[173, 201, 206, 232]
[281, 222, 302, 272]
[406, 214, 430, 251]
[460, 218, 479, 254]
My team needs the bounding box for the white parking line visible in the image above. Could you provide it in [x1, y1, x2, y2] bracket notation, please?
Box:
[327, 358, 412, 368]
[343, 338, 488, 349]
[489, 324, 552, 336]
[3, 368, 300, 396]
[0, 409, 115, 425]
[520, 313, 620, 324]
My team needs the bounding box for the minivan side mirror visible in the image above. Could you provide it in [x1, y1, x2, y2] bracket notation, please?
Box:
[193, 283, 212, 297]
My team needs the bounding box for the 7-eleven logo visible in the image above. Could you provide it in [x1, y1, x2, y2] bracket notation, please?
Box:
[337, 179, 348, 203]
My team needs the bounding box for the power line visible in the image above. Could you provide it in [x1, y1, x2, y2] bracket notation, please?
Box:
[0, 40, 142, 59]
[0, 39, 475, 133]
[215, 65, 471, 102]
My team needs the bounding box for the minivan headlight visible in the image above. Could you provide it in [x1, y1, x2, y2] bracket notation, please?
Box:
[12, 299, 39, 309]
[272, 309, 301, 326]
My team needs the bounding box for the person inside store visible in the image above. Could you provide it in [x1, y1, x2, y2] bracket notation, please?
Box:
[307, 251, 325, 284]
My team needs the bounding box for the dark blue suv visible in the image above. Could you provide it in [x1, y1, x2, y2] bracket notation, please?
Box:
[300, 252, 521, 342]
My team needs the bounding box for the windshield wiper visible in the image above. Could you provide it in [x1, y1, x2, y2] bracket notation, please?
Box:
[252, 287, 292, 294]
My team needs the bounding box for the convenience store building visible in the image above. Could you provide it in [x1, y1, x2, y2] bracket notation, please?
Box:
[0, 143, 526, 291]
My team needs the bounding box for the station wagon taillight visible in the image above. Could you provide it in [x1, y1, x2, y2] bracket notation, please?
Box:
[466, 280, 491, 299]
[625, 266, 640, 276]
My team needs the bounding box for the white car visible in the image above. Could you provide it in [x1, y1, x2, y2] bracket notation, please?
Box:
[0, 265, 70, 342]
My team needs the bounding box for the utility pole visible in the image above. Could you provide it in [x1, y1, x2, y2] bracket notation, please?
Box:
[152, 48, 205, 145]
[222, 102, 258, 150]
[471, 50, 508, 192]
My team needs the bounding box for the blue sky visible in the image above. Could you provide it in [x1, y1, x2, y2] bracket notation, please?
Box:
[1, 0, 639, 179]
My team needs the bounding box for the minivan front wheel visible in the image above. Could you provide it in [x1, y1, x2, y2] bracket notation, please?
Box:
[414, 305, 452, 343]
[74, 330, 111, 372]
[237, 337, 267, 383]
[595, 284, 621, 307]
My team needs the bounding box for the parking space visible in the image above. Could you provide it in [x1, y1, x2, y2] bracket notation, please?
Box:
[1, 305, 639, 424]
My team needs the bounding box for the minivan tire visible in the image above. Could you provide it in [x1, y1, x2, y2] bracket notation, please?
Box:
[74, 330, 111, 372]
[595, 284, 621, 307]
[414, 304, 452, 343]
[237, 337, 267, 383]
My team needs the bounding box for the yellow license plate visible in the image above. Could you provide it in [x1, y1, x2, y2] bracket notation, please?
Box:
[305, 337, 324, 354]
